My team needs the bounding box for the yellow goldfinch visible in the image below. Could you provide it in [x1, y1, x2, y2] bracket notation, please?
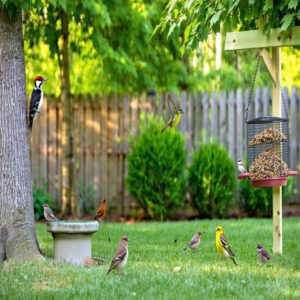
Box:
[161, 95, 184, 133]
[215, 226, 237, 265]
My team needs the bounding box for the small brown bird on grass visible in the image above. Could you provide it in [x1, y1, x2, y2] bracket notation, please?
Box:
[184, 231, 202, 251]
[106, 236, 129, 276]
[93, 199, 106, 222]
[43, 204, 59, 221]
[256, 244, 272, 263]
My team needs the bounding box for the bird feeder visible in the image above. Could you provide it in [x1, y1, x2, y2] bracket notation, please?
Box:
[238, 56, 298, 187]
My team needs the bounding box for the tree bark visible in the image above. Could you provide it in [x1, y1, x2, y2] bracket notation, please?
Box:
[0, 5, 42, 261]
[60, 10, 76, 215]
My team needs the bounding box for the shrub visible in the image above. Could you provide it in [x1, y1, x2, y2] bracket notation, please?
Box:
[126, 115, 186, 220]
[33, 182, 54, 219]
[188, 143, 235, 218]
[239, 174, 297, 217]
[78, 181, 97, 215]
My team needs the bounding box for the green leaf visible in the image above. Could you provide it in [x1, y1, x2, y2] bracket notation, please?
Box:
[280, 13, 294, 31]
[263, 0, 273, 12]
[288, 0, 299, 9]
[167, 23, 177, 39]
[210, 10, 222, 27]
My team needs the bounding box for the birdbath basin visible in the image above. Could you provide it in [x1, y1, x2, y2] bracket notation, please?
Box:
[47, 221, 99, 266]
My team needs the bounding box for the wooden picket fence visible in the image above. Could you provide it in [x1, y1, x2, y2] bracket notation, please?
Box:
[29, 86, 300, 215]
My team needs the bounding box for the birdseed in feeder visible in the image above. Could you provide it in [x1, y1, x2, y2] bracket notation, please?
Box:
[249, 148, 288, 180]
[249, 128, 287, 145]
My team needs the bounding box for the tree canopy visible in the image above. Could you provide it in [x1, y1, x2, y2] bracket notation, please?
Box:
[23, 0, 199, 95]
[156, 0, 300, 52]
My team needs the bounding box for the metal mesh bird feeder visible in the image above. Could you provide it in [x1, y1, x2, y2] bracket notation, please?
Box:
[238, 56, 298, 187]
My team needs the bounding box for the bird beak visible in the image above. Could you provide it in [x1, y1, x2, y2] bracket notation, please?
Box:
[43, 78, 48, 82]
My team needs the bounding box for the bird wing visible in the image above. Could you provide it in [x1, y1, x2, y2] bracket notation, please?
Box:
[261, 248, 272, 260]
[167, 95, 175, 117]
[220, 234, 235, 257]
[106, 249, 127, 275]
[184, 238, 197, 250]
[29, 89, 42, 130]
[47, 208, 58, 220]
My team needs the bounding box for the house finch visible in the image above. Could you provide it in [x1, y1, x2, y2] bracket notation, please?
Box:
[215, 226, 237, 265]
[184, 231, 202, 251]
[161, 95, 184, 133]
[93, 199, 106, 222]
[106, 236, 129, 276]
[43, 204, 58, 222]
[237, 159, 246, 173]
[256, 244, 272, 263]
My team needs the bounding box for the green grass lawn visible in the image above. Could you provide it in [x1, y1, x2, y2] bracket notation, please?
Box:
[1, 218, 300, 299]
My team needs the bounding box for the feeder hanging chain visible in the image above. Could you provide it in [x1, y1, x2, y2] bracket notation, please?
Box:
[245, 54, 289, 121]
[245, 55, 261, 122]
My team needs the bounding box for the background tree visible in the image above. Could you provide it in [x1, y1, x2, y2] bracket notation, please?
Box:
[0, 1, 42, 262]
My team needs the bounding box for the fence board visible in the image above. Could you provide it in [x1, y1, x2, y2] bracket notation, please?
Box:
[48, 96, 57, 202]
[263, 87, 270, 116]
[254, 87, 261, 118]
[93, 95, 101, 209]
[219, 90, 227, 146]
[194, 93, 201, 149]
[211, 91, 218, 140]
[202, 92, 210, 143]
[228, 90, 235, 161]
[236, 88, 243, 161]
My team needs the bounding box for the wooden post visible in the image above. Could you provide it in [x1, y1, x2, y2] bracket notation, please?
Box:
[271, 47, 282, 254]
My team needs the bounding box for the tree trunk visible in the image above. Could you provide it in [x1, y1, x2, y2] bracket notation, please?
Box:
[60, 10, 77, 215]
[0, 5, 42, 261]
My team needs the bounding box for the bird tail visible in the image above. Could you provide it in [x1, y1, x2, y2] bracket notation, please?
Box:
[231, 256, 237, 266]
[161, 125, 168, 133]
[28, 117, 34, 133]
[106, 267, 113, 276]
[183, 247, 187, 251]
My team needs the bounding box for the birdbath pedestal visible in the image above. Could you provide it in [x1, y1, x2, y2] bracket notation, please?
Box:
[47, 221, 99, 266]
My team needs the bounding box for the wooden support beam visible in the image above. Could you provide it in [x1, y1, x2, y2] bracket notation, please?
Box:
[259, 49, 276, 84]
[271, 47, 282, 254]
[225, 26, 300, 51]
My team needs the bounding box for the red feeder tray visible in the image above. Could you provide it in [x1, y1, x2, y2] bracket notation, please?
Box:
[237, 170, 298, 188]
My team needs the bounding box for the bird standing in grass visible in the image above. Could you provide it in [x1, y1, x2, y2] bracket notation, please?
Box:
[215, 226, 237, 265]
[43, 204, 59, 221]
[256, 244, 272, 263]
[93, 199, 106, 222]
[106, 236, 129, 276]
[161, 95, 184, 133]
[184, 231, 202, 251]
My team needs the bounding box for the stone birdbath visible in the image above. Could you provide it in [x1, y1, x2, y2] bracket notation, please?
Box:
[47, 221, 99, 266]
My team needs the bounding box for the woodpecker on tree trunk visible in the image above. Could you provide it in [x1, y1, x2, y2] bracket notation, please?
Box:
[28, 75, 48, 132]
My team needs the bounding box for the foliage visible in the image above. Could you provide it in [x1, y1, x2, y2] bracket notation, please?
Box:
[239, 175, 298, 217]
[156, 0, 300, 52]
[78, 180, 97, 215]
[32, 182, 55, 219]
[22, 0, 198, 95]
[188, 143, 235, 218]
[126, 115, 186, 220]
[239, 178, 273, 217]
